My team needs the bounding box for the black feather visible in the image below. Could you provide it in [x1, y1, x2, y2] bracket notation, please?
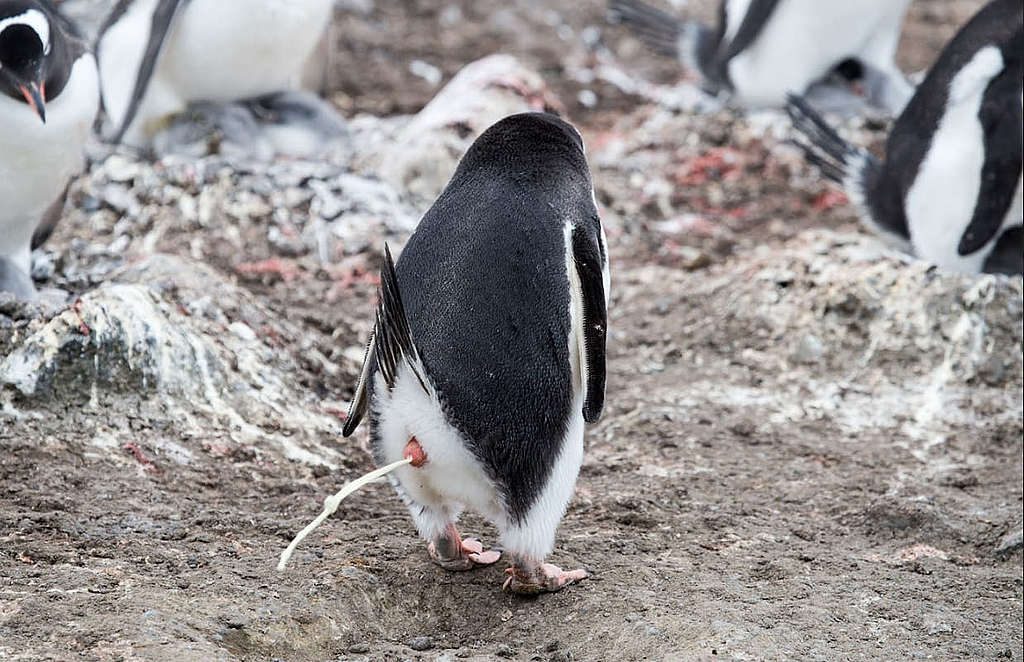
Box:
[373, 244, 427, 393]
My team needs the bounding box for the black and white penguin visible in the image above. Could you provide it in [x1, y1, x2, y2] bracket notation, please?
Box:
[95, 0, 333, 147]
[342, 112, 610, 594]
[608, 0, 914, 114]
[0, 0, 98, 297]
[787, 0, 1023, 275]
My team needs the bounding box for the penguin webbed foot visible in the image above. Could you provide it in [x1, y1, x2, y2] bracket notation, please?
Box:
[502, 562, 590, 595]
[427, 524, 501, 571]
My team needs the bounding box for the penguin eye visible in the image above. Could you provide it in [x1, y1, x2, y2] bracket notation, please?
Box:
[0, 24, 44, 70]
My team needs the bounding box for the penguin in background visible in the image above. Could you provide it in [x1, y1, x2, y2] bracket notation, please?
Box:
[608, 0, 915, 115]
[95, 0, 334, 149]
[788, 0, 1023, 276]
[0, 0, 99, 298]
[343, 113, 609, 594]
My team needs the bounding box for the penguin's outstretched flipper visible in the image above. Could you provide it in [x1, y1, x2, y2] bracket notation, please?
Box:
[570, 223, 608, 424]
[607, 0, 714, 75]
[343, 244, 428, 437]
[785, 93, 875, 185]
[786, 93, 912, 250]
[110, 0, 185, 144]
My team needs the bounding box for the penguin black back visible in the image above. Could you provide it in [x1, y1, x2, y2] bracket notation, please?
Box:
[388, 113, 601, 521]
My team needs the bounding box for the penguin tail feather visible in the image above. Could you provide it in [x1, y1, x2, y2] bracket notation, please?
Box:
[373, 244, 429, 395]
[607, 0, 693, 60]
[785, 93, 879, 210]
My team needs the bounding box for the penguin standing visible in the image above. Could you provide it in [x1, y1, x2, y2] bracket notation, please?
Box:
[788, 0, 1023, 275]
[95, 0, 333, 148]
[343, 113, 609, 594]
[608, 0, 914, 114]
[0, 0, 99, 298]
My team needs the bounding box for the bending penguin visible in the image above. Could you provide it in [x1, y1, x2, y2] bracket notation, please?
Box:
[0, 0, 99, 298]
[343, 112, 609, 594]
[608, 0, 914, 114]
[95, 0, 333, 148]
[787, 0, 1023, 275]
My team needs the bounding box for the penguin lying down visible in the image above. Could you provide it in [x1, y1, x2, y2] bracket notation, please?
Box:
[279, 113, 609, 594]
[787, 0, 1023, 275]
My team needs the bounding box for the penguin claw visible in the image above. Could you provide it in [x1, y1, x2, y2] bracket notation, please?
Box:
[428, 531, 501, 571]
[502, 563, 590, 594]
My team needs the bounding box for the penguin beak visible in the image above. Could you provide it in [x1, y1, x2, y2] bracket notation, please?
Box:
[19, 80, 46, 123]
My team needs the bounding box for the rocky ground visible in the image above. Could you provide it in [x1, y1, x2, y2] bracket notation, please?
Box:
[2, 1, 1021, 661]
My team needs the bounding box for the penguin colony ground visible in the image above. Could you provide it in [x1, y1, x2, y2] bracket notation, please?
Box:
[0, 0, 1020, 605]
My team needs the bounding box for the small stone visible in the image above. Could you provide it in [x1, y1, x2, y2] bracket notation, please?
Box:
[229, 322, 257, 342]
[496, 644, 515, 658]
[994, 528, 1023, 556]
[926, 621, 952, 635]
[348, 642, 370, 653]
[409, 636, 433, 651]
[792, 332, 825, 364]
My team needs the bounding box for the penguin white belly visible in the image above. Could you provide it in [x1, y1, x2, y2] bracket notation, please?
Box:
[160, 0, 333, 102]
[373, 366, 506, 530]
[727, 0, 906, 108]
[0, 55, 98, 270]
[905, 47, 1005, 275]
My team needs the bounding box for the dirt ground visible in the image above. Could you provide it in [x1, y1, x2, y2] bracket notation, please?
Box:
[2, 1, 1022, 661]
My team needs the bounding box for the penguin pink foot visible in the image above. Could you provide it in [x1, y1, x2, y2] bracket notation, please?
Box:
[428, 523, 501, 571]
[502, 563, 589, 595]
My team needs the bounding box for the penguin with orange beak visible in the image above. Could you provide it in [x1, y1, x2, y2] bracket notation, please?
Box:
[0, 0, 98, 298]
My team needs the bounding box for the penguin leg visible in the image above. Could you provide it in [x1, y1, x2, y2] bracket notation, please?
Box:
[427, 522, 501, 571]
[498, 413, 589, 594]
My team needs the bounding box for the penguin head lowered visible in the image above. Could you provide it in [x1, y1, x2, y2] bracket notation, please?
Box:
[0, 0, 57, 122]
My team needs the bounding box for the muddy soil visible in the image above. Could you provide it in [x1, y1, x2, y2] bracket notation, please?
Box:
[2, 1, 1022, 661]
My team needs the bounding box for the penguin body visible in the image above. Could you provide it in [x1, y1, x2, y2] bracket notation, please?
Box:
[788, 0, 1023, 275]
[96, 0, 333, 147]
[344, 113, 609, 593]
[609, 0, 914, 114]
[0, 0, 99, 297]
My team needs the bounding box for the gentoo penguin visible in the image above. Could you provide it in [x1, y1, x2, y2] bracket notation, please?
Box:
[0, 0, 98, 297]
[342, 112, 609, 594]
[608, 0, 915, 114]
[95, 0, 333, 147]
[787, 0, 1023, 276]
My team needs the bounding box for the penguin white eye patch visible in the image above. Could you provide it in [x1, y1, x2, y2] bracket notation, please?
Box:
[0, 10, 50, 56]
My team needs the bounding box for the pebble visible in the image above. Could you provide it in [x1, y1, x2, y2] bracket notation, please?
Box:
[409, 636, 433, 651]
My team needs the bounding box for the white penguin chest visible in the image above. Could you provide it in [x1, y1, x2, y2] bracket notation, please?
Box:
[160, 0, 333, 101]
[0, 55, 99, 255]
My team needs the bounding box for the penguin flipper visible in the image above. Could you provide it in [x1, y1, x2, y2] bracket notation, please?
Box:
[342, 244, 429, 437]
[959, 73, 1023, 256]
[571, 223, 608, 424]
[110, 0, 186, 145]
[720, 0, 780, 63]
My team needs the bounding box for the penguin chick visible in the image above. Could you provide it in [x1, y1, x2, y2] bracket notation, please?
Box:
[608, 0, 914, 115]
[96, 0, 333, 148]
[787, 0, 1023, 275]
[0, 0, 98, 297]
[343, 112, 610, 594]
